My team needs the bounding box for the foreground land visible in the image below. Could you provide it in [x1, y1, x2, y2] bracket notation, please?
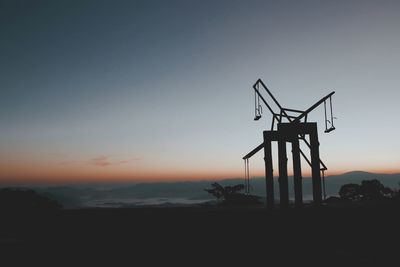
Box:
[1, 203, 399, 265]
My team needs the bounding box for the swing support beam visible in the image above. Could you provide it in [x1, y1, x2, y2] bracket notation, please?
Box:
[244, 123, 321, 208]
[243, 79, 335, 209]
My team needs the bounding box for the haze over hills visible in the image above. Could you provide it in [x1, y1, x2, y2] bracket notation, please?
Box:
[2, 171, 399, 208]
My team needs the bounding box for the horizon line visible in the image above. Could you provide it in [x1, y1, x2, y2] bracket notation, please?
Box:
[1, 170, 399, 187]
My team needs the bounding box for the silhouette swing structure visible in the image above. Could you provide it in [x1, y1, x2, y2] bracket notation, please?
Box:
[243, 79, 336, 208]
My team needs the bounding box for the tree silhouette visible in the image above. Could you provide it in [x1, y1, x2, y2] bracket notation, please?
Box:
[339, 179, 393, 202]
[0, 188, 62, 210]
[339, 183, 361, 201]
[205, 183, 261, 206]
[360, 179, 392, 200]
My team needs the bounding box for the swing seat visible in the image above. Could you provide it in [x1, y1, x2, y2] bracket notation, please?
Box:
[324, 126, 335, 133]
[254, 115, 262, 121]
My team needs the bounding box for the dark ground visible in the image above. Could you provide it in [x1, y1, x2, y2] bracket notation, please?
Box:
[1, 203, 399, 266]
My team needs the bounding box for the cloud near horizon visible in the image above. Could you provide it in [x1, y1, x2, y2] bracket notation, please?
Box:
[57, 156, 141, 167]
[89, 156, 141, 167]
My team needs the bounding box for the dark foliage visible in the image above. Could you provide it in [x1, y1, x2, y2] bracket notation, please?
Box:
[205, 182, 261, 206]
[339, 179, 394, 201]
[339, 183, 362, 201]
[0, 188, 62, 210]
[360, 179, 393, 200]
[324, 196, 343, 204]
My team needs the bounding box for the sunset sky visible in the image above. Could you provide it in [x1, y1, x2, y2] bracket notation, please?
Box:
[1, 0, 400, 185]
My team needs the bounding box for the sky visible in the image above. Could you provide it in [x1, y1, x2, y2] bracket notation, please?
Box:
[1, 0, 400, 184]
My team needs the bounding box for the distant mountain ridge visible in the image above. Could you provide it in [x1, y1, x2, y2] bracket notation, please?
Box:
[2, 171, 399, 208]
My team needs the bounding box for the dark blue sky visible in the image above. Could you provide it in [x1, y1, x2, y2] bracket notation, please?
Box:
[1, 0, 400, 183]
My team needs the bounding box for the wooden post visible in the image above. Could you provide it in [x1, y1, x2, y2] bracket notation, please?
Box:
[292, 138, 303, 207]
[263, 131, 274, 209]
[278, 138, 289, 208]
[309, 124, 322, 205]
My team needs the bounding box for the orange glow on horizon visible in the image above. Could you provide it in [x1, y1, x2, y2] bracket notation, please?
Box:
[0, 165, 399, 185]
[0, 154, 399, 185]
[0, 164, 245, 184]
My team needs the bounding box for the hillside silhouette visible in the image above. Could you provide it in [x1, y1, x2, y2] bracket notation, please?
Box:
[12, 171, 399, 208]
[0, 188, 61, 211]
[1, 178, 400, 266]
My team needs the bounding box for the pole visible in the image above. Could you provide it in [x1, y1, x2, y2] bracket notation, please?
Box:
[309, 124, 322, 205]
[292, 138, 303, 207]
[263, 131, 274, 209]
[278, 137, 289, 208]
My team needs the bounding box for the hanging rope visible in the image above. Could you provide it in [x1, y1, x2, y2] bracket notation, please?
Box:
[254, 84, 262, 120]
[324, 100, 328, 131]
[330, 96, 334, 128]
[244, 159, 250, 194]
[322, 170, 326, 201]
[324, 95, 336, 133]
[254, 90, 258, 118]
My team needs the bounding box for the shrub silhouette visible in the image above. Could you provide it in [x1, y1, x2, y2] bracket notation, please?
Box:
[339, 179, 393, 201]
[205, 182, 261, 206]
[0, 188, 62, 210]
[339, 183, 361, 201]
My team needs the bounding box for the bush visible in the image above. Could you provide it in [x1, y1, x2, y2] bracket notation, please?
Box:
[338, 179, 394, 202]
[0, 188, 62, 211]
[205, 182, 261, 206]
